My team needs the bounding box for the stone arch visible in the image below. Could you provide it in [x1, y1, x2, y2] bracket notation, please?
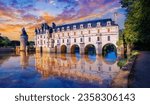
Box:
[61, 45, 67, 54]
[71, 44, 80, 54]
[84, 44, 96, 55]
[102, 43, 117, 64]
[102, 43, 117, 55]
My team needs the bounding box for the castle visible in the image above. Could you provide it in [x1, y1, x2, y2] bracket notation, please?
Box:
[34, 18, 119, 54]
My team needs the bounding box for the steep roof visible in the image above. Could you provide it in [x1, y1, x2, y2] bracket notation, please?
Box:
[54, 18, 117, 32]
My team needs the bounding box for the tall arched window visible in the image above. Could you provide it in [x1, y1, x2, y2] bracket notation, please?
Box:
[80, 38, 82, 42]
[108, 28, 110, 32]
[74, 32, 76, 36]
[97, 37, 100, 41]
[108, 36, 110, 41]
[88, 30, 90, 34]
[74, 38, 76, 42]
[89, 37, 91, 42]
[98, 29, 100, 33]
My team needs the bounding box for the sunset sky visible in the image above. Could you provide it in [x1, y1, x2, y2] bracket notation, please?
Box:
[0, 0, 126, 41]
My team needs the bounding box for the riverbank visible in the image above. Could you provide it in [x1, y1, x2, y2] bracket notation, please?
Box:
[128, 51, 150, 88]
[111, 51, 139, 88]
[0, 47, 15, 53]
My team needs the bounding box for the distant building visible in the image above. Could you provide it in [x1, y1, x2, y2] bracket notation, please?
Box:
[34, 18, 119, 54]
[20, 28, 28, 51]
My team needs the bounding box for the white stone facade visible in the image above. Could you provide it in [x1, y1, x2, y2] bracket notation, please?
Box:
[34, 18, 119, 54]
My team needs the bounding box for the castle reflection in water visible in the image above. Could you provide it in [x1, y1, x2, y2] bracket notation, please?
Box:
[0, 51, 120, 87]
[29, 52, 120, 86]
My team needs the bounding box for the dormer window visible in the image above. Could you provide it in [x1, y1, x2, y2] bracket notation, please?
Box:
[62, 27, 64, 31]
[107, 21, 111, 26]
[97, 22, 101, 27]
[80, 24, 83, 29]
[88, 23, 91, 28]
[57, 28, 60, 32]
[67, 26, 70, 31]
[73, 25, 76, 30]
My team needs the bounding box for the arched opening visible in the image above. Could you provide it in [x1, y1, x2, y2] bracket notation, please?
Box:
[71, 44, 80, 54]
[102, 43, 117, 64]
[84, 44, 96, 55]
[55, 46, 57, 53]
[61, 45, 67, 54]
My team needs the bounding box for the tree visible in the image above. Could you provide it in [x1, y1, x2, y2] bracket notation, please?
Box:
[120, 0, 150, 50]
[0, 36, 11, 47]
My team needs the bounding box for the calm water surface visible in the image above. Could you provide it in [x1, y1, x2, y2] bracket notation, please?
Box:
[0, 52, 120, 88]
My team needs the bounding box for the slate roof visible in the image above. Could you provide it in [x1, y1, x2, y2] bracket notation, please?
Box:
[35, 18, 118, 35]
[54, 18, 117, 32]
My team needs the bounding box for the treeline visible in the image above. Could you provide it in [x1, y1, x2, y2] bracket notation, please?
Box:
[121, 0, 150, 50]
[0, 36, 12, 47]
[0, 36, 34, 48]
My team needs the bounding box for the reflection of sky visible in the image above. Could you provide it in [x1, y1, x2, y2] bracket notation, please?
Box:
[88, 54, 96, 62]
[0, 53, 119, 88]
[104, 52, 117, 63]
[75, 53, 81, 60]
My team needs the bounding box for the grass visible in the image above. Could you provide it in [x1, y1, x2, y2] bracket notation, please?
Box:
[117, 50, 139, 68]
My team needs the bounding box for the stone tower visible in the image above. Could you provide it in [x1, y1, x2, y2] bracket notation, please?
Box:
[20, 28, 28, 51]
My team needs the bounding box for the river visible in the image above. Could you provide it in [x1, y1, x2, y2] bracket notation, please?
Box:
[0, 52, 121, 88]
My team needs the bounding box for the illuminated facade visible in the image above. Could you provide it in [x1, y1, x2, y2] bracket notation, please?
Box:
[34, 18, 119, 54]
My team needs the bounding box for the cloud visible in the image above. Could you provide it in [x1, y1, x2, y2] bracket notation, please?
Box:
[0, 0, 125, 40]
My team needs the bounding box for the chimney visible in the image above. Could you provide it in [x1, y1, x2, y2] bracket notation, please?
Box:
[114, 12, 118, 24]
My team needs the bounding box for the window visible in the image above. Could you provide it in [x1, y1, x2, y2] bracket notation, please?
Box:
[62, 33, 64, 37]
[74, 38, 76, 42]
[67, 26, 70, 30]
[88, 23, 91, 28]
[57, 28, 60, 32]
[62, 39, 64, 43]
[80, 24, 83, 29]
[41, 40, 42, 45]
[74, 32, 76, 36]
[80, 38, 82, 42]
[108, 28, 110, 32]
[88, 30, 90, 34]
[97, 22, 101, 27]
[98, 29, 100, 33]
[89, 37, 91, 42]
[81, 31, 83, 35]
[107, 21, 111, 26]
[68, 33, 69, 36]
[67, 39, 69, 43]
[73, 25, 76, 30]
[97, 37, 100, 41]
[57, 40, 59, 43]
[62, 27, 64, 31]
[108, 36, 110, 41]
